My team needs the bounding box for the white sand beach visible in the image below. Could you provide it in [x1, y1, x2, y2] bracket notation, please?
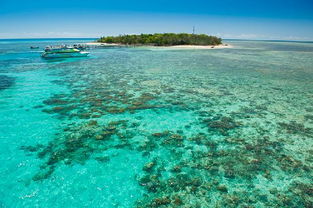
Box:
[166, 44, 232, 49]
[85, 42, 121, 46]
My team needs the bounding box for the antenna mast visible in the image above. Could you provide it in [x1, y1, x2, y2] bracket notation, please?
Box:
[193, 26, 195, 34]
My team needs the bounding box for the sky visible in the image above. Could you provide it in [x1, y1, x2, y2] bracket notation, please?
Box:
[0, 0, 313, 40]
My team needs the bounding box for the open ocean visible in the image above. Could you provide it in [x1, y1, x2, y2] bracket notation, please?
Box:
[0, 38, 312, 207]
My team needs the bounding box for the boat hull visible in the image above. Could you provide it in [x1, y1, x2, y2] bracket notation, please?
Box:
[41, 51, 89, 58]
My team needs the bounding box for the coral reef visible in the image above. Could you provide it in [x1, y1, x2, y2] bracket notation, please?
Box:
[19, 47, 313, 207]
[0, 75, 15, 91]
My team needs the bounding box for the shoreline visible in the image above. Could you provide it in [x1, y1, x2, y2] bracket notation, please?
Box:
[166, 44, 232, 49]
[85, 42, 232, 49]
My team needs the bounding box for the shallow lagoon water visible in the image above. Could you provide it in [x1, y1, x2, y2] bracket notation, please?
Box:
[0, 39, 312, 207]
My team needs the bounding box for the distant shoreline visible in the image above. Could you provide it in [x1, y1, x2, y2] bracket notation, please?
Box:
[85, 42, 232, 49]
[96, 33, 223, 47]
[0, 38, 312, 44]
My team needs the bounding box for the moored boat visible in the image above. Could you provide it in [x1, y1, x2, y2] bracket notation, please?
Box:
[41, 45, 90, 58]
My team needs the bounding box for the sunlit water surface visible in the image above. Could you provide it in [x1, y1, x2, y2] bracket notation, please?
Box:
[0, 39, 312, 208]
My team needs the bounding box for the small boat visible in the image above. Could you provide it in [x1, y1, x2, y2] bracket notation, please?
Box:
[41, 45, 90, 58]
[30, 46, 39, 49]
[73, 44, 89, 50]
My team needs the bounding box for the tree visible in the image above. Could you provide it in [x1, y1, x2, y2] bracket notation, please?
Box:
[97, 33, 222, 46]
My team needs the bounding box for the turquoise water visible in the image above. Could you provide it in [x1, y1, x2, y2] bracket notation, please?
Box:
[0, 39, 312, 207]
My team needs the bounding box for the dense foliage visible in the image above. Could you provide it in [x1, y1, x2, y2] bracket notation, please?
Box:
[98, 33, 222, 46]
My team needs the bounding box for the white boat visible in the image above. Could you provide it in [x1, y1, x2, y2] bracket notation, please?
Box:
[41, 46, 90, 58]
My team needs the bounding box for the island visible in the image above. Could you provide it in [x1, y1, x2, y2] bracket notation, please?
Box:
[96, 33, 224, 48]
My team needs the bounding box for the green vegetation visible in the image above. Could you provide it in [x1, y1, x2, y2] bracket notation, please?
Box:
[97, 33, 222, 46]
